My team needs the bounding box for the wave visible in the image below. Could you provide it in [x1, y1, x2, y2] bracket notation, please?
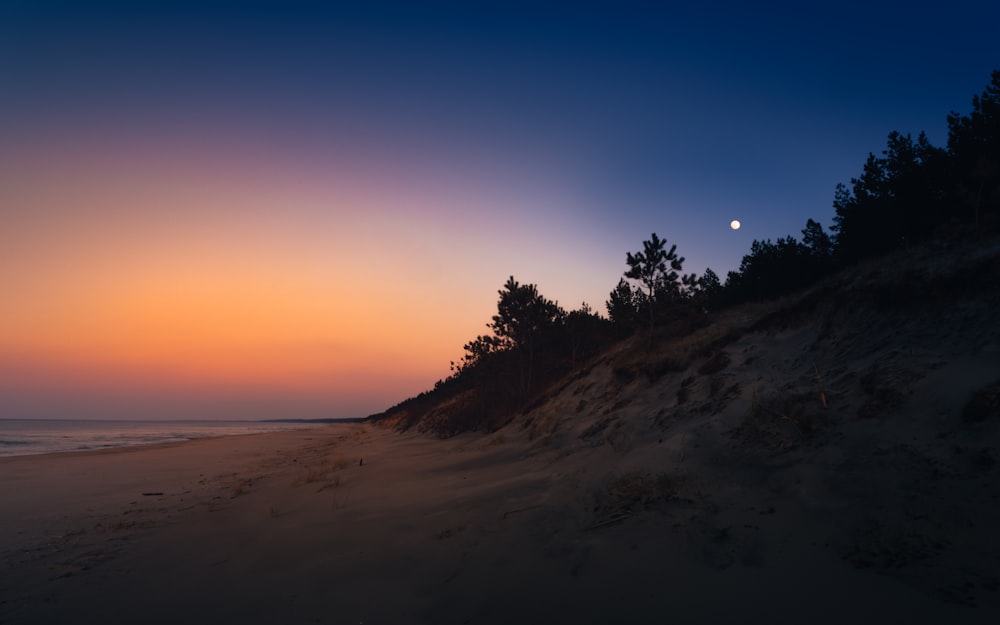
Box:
[0, 420, 330, 457]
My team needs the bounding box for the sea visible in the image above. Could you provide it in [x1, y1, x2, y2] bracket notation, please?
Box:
[0, 418, 336, 458]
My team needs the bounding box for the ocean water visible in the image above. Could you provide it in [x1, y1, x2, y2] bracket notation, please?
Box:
[0, 419, 332, 458]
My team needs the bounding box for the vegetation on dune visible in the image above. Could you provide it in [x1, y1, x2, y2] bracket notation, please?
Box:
[373, 277, 615, 436]
[721, 69, 999, 303]
[369, 70, 1000, 437]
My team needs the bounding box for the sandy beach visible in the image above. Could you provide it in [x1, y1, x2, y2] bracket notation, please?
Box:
[2, 410, 997, 624]
[5, 4, 1000, 622]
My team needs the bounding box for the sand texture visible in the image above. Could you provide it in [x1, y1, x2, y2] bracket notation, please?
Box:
[1, 412, 998, 624]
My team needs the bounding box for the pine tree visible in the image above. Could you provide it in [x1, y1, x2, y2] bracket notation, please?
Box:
[489, 276, 564, 399]
[624, 233, 684, 344]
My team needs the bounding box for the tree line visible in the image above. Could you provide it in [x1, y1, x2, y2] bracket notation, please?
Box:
[726, 70, 999, 299]
[376, 70, 999, 434]
[620, 69, 999, 312]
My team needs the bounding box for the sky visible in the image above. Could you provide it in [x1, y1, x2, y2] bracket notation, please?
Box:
[2, 0, 998, 420]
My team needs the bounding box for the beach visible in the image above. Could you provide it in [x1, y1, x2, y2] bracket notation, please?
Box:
[2, 418, 996, 624]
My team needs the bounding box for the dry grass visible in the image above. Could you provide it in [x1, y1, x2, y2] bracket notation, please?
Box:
[293, 455, 351, 487]
[525, 409, 562, 441]
[590, 471, 687, 525]
[732, 385, 824, 453]
[478, 431, 507, 450]
[300, 466, 326, 484]
[316, 475, 341, 492]
[350, 427, 369, 441]
[607, 298, 790, 392]
[230, 480, 251, 498]
[292, 455, 350, 492]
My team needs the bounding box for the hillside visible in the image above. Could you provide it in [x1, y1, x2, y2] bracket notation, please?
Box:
[370, 233, 1000, 612]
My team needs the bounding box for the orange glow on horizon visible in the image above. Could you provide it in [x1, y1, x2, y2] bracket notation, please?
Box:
[0, 137, 554, 416]
[2, 250, 471, 394]
[1, 201, 487, 402]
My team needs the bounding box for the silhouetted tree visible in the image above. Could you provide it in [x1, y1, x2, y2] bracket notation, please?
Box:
[489, 276, 565, 399]
[948, 70, 1000, 228]
[723, 236, 811, 301]
[606, 277, 644, 332]
[887, 131, 950, 241]
[799, 218, 835, 279]
[698, 267, 723, 306]
[451, 334, 499, 377]
[680, 272, 701, 297]
[801, 218, 832, 258]
[624, 233, 684, 343]
[832, 129, 951, 262]
[565, 302, 611, 366]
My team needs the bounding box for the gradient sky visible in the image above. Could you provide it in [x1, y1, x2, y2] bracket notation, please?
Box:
[2, 1, 998, 420]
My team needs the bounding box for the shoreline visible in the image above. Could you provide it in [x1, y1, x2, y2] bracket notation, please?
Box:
[0, 418, 339, 459]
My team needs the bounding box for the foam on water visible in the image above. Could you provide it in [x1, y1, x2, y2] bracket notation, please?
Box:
[0, 419, 330, 457]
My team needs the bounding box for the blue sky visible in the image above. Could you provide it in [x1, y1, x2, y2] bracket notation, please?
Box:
[5, 2, 996, 279]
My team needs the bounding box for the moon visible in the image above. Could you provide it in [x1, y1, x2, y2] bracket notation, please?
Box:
[730, 219, 741, 230]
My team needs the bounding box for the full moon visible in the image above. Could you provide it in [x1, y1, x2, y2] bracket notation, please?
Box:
[730, 220, 741, 230]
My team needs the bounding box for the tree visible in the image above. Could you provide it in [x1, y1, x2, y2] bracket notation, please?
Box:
[800, 218, 835, 279]
[698, 267, 723, 305]
[679, 272, 701, 299]
[948, 69, 1000, 169]
[832, 131, 949, 261]
[801, 218, 832, 259]
[727, 236, 811, 301]
[884, 131, 950, 242]
[624, 233, 684, 343]
[489, 276, 564, 399]
[948, 70, 1000, 227]
[451, 334, 499, 377]
[605, 277, 643, 330]
[565, 302, 611, 366]
[831, 157, 889, 261]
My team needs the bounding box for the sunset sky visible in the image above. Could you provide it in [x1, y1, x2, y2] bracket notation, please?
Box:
[2, 1, 998, 420]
